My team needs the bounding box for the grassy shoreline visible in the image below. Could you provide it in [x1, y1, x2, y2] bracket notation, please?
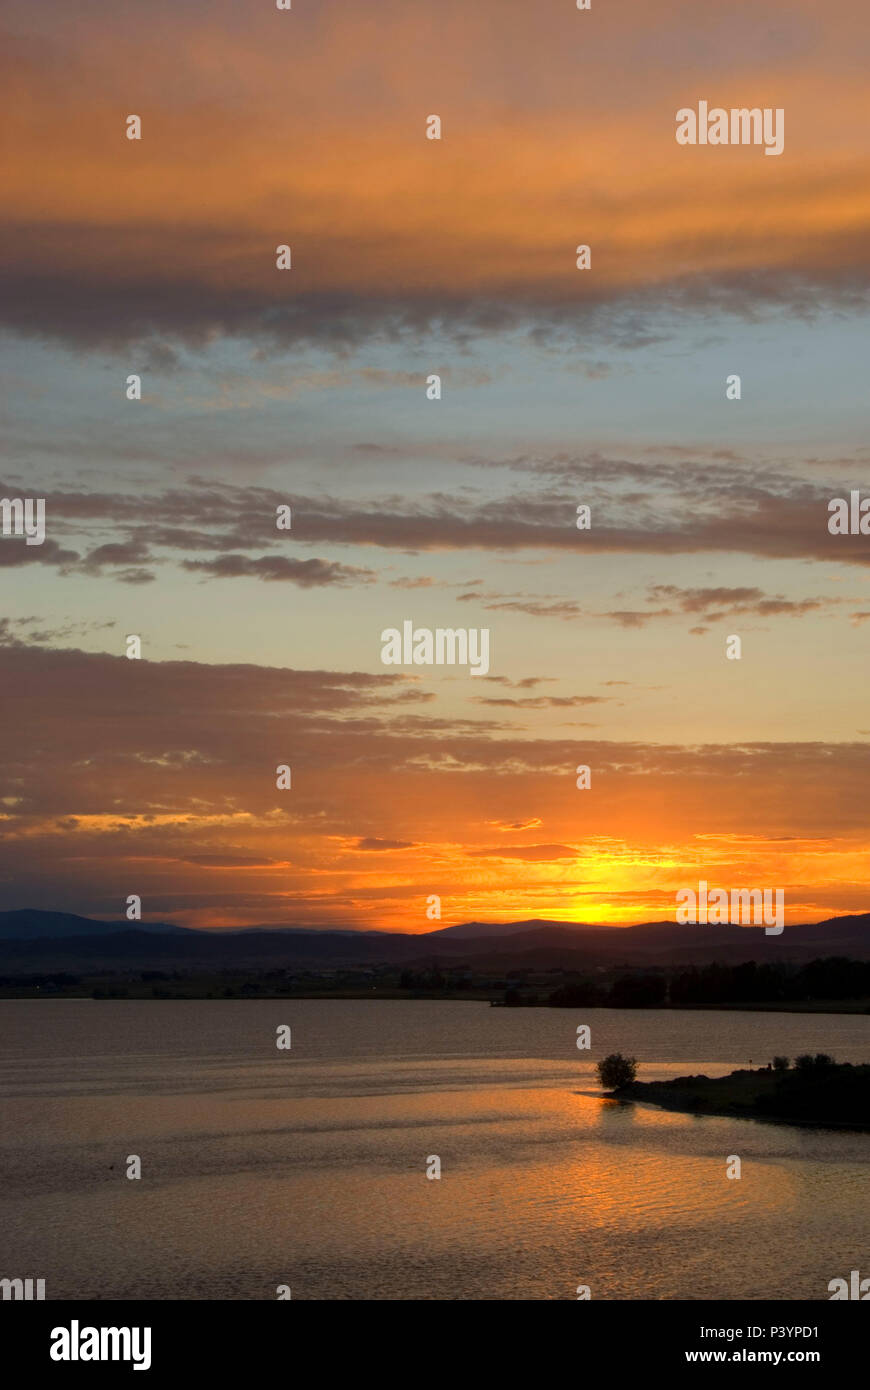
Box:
[611, 1063, 870, 1130]
[1, 981, 869, 1013]
[1, 978, 867, 1011]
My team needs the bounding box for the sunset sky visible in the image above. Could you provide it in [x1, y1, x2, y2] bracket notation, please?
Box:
[2, 0, 870, 929]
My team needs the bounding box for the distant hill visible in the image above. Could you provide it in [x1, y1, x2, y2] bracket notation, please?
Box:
[426, 919, 585, 940]
[425, 915, 870, 968]
[0, 910, 193, 940]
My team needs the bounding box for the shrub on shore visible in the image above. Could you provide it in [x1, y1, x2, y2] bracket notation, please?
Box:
[597, 1053, 638, 1089]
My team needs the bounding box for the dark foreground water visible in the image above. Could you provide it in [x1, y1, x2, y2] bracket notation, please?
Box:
[0, 1000, 867, 1300]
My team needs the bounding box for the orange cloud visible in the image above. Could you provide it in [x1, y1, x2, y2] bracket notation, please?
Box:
[2, 1, 870, 347]
[3, 641, 870, 929]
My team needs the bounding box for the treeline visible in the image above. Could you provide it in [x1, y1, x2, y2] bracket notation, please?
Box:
[547, 956, 870, 1008]
[548, 975, 666, 1007]
[670, 957, 870, 1005]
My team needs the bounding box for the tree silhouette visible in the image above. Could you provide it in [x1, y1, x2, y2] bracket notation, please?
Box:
[597, 1053, 638, 1088]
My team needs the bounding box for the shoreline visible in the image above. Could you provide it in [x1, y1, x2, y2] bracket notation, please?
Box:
[1, 986, 868, 1014]
[610, 1065, 870, 1132]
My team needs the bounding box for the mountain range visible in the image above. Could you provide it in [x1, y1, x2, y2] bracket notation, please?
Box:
[1, 909, 869, 971]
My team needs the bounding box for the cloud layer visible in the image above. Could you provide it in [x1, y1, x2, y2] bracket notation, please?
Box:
[3, 0, 870, 350]
[2, 640, 870, 928]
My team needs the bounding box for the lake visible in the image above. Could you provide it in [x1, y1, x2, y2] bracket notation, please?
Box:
[0, 999, 867, 1300]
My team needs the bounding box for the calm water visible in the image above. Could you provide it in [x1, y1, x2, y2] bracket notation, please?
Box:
[0, 1000, 867, 1300]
